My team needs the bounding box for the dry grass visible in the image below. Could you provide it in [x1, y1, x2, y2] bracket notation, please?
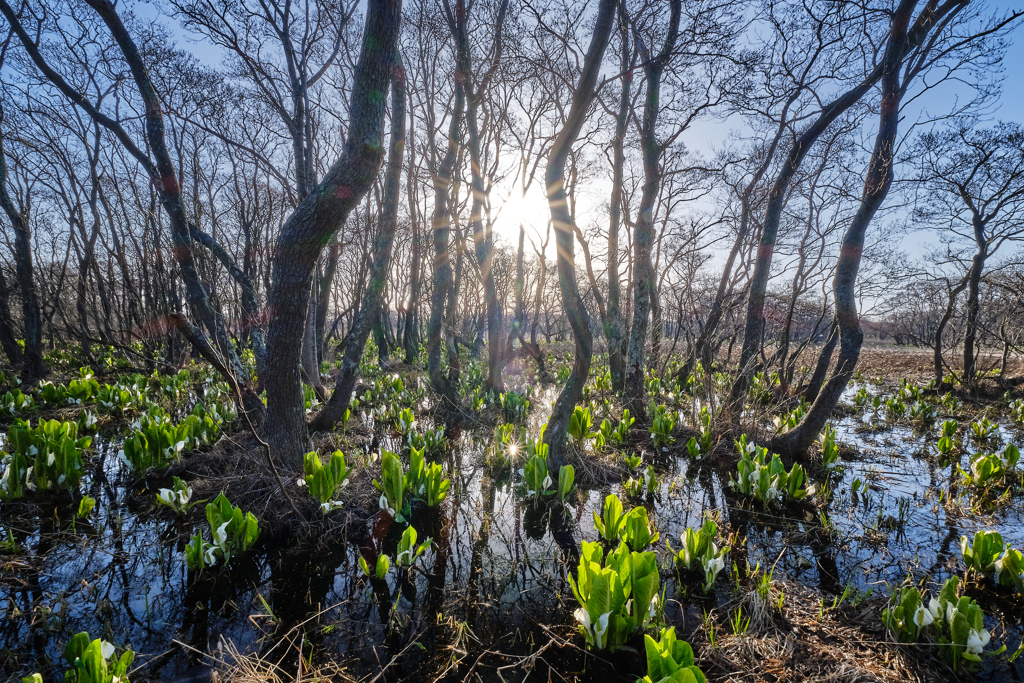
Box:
[697, 580, 949, 683]
[166, 425, 382, 544]
[199, 577, 962, 683]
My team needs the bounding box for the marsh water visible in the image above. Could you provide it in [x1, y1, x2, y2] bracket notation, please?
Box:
[2, 378, 1023, 682]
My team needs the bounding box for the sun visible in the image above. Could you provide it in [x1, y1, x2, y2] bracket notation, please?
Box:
[491, 182, 551, 246]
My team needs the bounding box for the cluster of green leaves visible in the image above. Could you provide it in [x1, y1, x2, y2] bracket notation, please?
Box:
[488, 423, 519, 470]
[970, 417, 998, 442]
[730, 435, 812, 507]
[853, 386, 870, 408]
[1008, 397, 1024, 424]
[819, 424, 840, 472]
[366, 373, 424, 414]
[77, 495, 96, 518]
[556, 364, 571, 384]
[96, 376, 149, 414]
[883, 577, 1002, 670]
[667, 518, 729, 592]
[68, 368, 102, 404]
[598, 408, 635, 451]
[641, 627, 706, 683]
[303, 382, 321, 412]
[908, 399, 938, 424]
[885, 394, 906, 420]
[119, 409, 187, 471]
[374, 449, 409, 521]
[373, 448, 451, 522]
[593, 368, 612, 393]
[687, 405, 714, 460]
[119, 404, 225, 472]
[644, 371, 664, 398]
[36, 380, 67, 407]
[185, 493, 261, 570]
[517, 438, 555, 501]
[359, 525, 432, 580]
[22, 632, 133, 683]
[613, 408, 635, 444]
[649, 403, 676, 450]
[773, 398, 808, 431]
[593, 494, 659, 551]
[624, 465, 659, 500]
[499, 391, 531, 423]
[568, 405, 597, 449]
[961, 530, 1024, 594]
[32, 369, 102, 410]
[301, 450, 350, 511]
[936, 419, 959, 457]
[962, 443, 1020, 490]
[749, 371, 775, 404]
[397, 407, 416, 436]
[157, 369, 192, 403]
[408, 425, 447, 456]
[155, 476, 200, 515]
[2, 387, 33, 415]
[407, 446, 451, 506]
[569, 539, 661, 651]
[0, 419, 91, 500]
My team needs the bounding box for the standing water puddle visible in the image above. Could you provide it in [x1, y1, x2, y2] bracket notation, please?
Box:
[2, 381, 1023, 681]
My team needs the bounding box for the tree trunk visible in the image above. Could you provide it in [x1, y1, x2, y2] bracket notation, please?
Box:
[802, 320, 838, 404]
[374, 303, 392, 365]
[317, 241, 340, 359]
[426, 26, 466, 411]
[0, 267, 22, 366]
[301, 293, 326, 397]
[262, 0, 402, 468]
[772, 0, 910, 459]
[456, 0, 509, 394]
[606, 9, 631, 392]
[730, 0, 964, 421]
[0, 127, 44, 380]
[934, 275, 968, 386]
[541, 0, 617, 472]
[649, 275, 662, 372]
[690, 96, 797, 380]
[403, 105, 421, 365]
[623, 0, 681, 420]
[963, 239, 986, 388]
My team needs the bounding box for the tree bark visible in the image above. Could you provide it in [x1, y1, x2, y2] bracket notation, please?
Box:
[455, 0, 509, 394]
[0, 123, 44, 380]
[623, 0, 681, 420]
[728, 0, 959, 421]
[403, 101, 421, 365]
[772, 0, 911, 459]
[802, 319, 838, 404]
[309, 56, 405, 432]
[426, 5, 466, 411]
[935, 275, 969, 386]
[542, 0, 618, 472]
[317, 241, 340, 358]
[962, 233, 986, 387]
[263, 0, 402, 467]
[0, 267, 21, 366]
[605, 8, 631, 392]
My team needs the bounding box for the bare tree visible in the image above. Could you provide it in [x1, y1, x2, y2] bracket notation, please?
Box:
[541, 0, 617, 471]
[910, 121, 1024, 388]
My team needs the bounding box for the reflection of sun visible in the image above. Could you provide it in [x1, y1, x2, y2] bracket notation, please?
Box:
[492, 184, 551, 245]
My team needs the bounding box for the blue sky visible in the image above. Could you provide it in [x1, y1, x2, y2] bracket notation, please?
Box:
[143, 0, 1024, 260]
